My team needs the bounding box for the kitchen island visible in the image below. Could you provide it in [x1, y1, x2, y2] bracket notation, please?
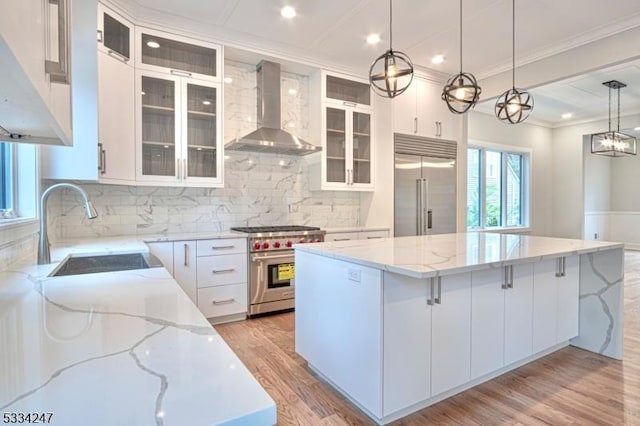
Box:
[294, 232, 624, 425]
[0, 237, 275, 426]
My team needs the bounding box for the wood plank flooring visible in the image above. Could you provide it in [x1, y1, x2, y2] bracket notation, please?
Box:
[215, 251, 640, 425]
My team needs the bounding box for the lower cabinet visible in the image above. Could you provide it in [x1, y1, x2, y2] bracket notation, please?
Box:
[147, 238, 248, 322]
[324, 229, 389, 242]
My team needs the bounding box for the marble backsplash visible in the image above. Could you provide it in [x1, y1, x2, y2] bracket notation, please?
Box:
[45, 152, 360, 241]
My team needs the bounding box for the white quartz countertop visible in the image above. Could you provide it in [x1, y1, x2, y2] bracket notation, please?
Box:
[0, 239, 275, 425]
[295, 232, 624, 279]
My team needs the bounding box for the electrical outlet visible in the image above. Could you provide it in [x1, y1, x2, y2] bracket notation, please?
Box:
[348, 269, 361, 282]
[594, 233, 599, 239]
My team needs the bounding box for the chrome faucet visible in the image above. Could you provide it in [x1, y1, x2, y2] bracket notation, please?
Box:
[38, 183, 98, 264]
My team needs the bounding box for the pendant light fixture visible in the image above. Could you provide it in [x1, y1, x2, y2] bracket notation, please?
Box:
[495, 0, 533, 124]
[591, 80, 637, 157]
[369, 0, 414, 98]
[442, 0, 481, 114]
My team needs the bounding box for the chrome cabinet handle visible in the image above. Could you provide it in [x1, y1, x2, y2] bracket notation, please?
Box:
[97, 29, 103, 42]
[508, 265, 514, 289]
[343, 101, 357, 107]
[427, 278, 435, 306]
[333, 238, 351, 241]
[555, 257, 566, 277]
[45, 0, 70, 83]
[212, 268, 235, 274]
[366, 236, 382, 239]
[183, 159, 187, 179]
[176, 159, 180, 180]
[427, 209, 433, 230]
[502, 265, 509, 290]
[183, 243, 189, 267]
[282, 291, 294, 297]
[212, 298, 235, 305]
[414, 117, 418, 134]
[170, 69, 193, 77]
[416, 179, 423, 235]
[435, 276, 442, 304]
[97, 143, 106, 174]
[211, 245, 235, 250]
[107, 49, 129, 63]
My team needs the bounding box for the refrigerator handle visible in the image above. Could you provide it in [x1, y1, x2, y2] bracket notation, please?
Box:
[422, 178, 428, 234]
[416, 179, 423, 235]
[427, 209, 433, 230]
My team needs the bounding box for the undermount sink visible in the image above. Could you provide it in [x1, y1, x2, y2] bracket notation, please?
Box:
[49, 253, 164, 277]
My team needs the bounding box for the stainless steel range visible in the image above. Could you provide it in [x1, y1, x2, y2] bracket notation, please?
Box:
[231, 226, 326, 317]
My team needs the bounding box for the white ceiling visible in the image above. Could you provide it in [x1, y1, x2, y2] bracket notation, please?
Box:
[119, 0, 640, 127]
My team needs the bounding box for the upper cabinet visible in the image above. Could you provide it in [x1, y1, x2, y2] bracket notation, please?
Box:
[0, 0, 73, 145]
[392, 78, 458, 141]
[136, 27, 221, 82]
[310, 71, 374, 191]
[97, 3, 134, 64]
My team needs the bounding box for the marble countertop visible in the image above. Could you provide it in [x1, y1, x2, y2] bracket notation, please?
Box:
[295, 232, 624, 279]
[0, 242, 275, 425]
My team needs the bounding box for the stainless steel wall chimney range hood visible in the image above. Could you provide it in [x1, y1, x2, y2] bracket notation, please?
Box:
[225, 60, 320, 156]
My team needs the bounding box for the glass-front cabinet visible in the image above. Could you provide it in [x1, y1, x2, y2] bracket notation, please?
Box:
[136, 70, 222, 186]
[97, 4, 134, 64]
[315, 71, 374, 191]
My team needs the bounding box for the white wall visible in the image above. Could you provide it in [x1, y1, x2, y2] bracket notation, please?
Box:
[467, 112, 554, 236]
[551, 113, 640, 239]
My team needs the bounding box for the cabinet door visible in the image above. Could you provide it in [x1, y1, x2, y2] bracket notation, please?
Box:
[324, 232, 359, 242]
[416, 79, 457, 141]
[324, 73, 371, 107]
[324, 106, 348, 186]
[182, 79, 223, 185]
[431, 273, 471, 396]
[532, 258, 558, 353]
[471, 268, 505, 380]
[173, 241, 197, 304]
[557, 255, 579, 342]
[383, 273, 431, 416]
[136, 70, 180, 182]
[358, 230, 389, 240]
[351, 109, 372, 187]
[505, 263, 534, 365]
[97, 4, 134, 63]
[136, 27, 220, 81]
[391, 83, 417, 135]
[98, 51, 135, 182]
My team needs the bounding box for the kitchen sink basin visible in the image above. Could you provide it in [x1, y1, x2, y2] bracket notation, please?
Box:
[49, 252, 164, 277]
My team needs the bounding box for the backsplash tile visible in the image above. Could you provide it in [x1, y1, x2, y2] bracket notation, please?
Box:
[45, 60, 360, 241]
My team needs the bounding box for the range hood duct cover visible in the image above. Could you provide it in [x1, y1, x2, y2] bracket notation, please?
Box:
[226, 60, 320, 156]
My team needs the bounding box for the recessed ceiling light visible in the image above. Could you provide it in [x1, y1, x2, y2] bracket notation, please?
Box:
[366, 33, 381, 45]
[431, 55, 445, 65]
[141, 91, 146, 96]
[288, 88, 297, 95]
[146, 41, 160, 49]
[202, 100, 212, 106]
[223, 77, 233, 84]
[281, 6, 296, 19]
[561, 113, 573, 119]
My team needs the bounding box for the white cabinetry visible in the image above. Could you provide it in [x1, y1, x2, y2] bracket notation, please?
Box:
[471, 263, 534, 379]
[392, 78, 457, 141]
[533, 255, 579, 353]
[310, 71, 374, 191]
[0, 0, 73, 145]
[148, 238, 247, 322]
[324, 229, 389, 242]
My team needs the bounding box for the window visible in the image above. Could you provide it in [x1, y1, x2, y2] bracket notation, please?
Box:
[467, 146, 529, 229]
[0, 143, 13, 213]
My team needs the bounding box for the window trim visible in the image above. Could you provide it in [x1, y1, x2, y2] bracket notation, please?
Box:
[467, 140, 532, 231]
[0, 143, 38, 227]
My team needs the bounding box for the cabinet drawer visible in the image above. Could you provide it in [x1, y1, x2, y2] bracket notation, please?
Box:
[196, 238, 246, 256]
[197, 284, 247, 318]
[359, 230, 389, 240]
[324, 232, 359, 242]
[197, 253, 247, 288]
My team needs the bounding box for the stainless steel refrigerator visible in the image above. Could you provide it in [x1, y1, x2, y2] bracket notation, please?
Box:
[394, 133, 457, 237]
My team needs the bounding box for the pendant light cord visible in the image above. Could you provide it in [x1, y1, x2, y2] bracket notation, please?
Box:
[608, 86, 612, 132]
[512, 0, 516, 88]
[617, 86, 621, 132]
[459, 0, 463, 72]
[389, 0, 393, 50]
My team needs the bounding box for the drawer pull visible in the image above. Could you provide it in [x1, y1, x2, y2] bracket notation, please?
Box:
[366, 236, 382, 239]
[211, 245, 235, 250]
[333, 238, 351, 241]
[282, 291, 294, 297]
[212, 268, 235, 274]
[212, 298, 235, 305]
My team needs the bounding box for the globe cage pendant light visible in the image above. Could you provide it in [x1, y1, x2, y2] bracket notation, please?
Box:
[442, 0, 482, 114]
[495, 0, 533, 124]
[369, 0, 414, 98]
[591, 80, 637, 157]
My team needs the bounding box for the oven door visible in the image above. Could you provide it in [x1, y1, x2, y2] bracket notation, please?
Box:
[250, 252, 296, 305]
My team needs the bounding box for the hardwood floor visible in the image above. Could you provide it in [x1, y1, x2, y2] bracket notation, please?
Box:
[215, 251, 640, 425]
